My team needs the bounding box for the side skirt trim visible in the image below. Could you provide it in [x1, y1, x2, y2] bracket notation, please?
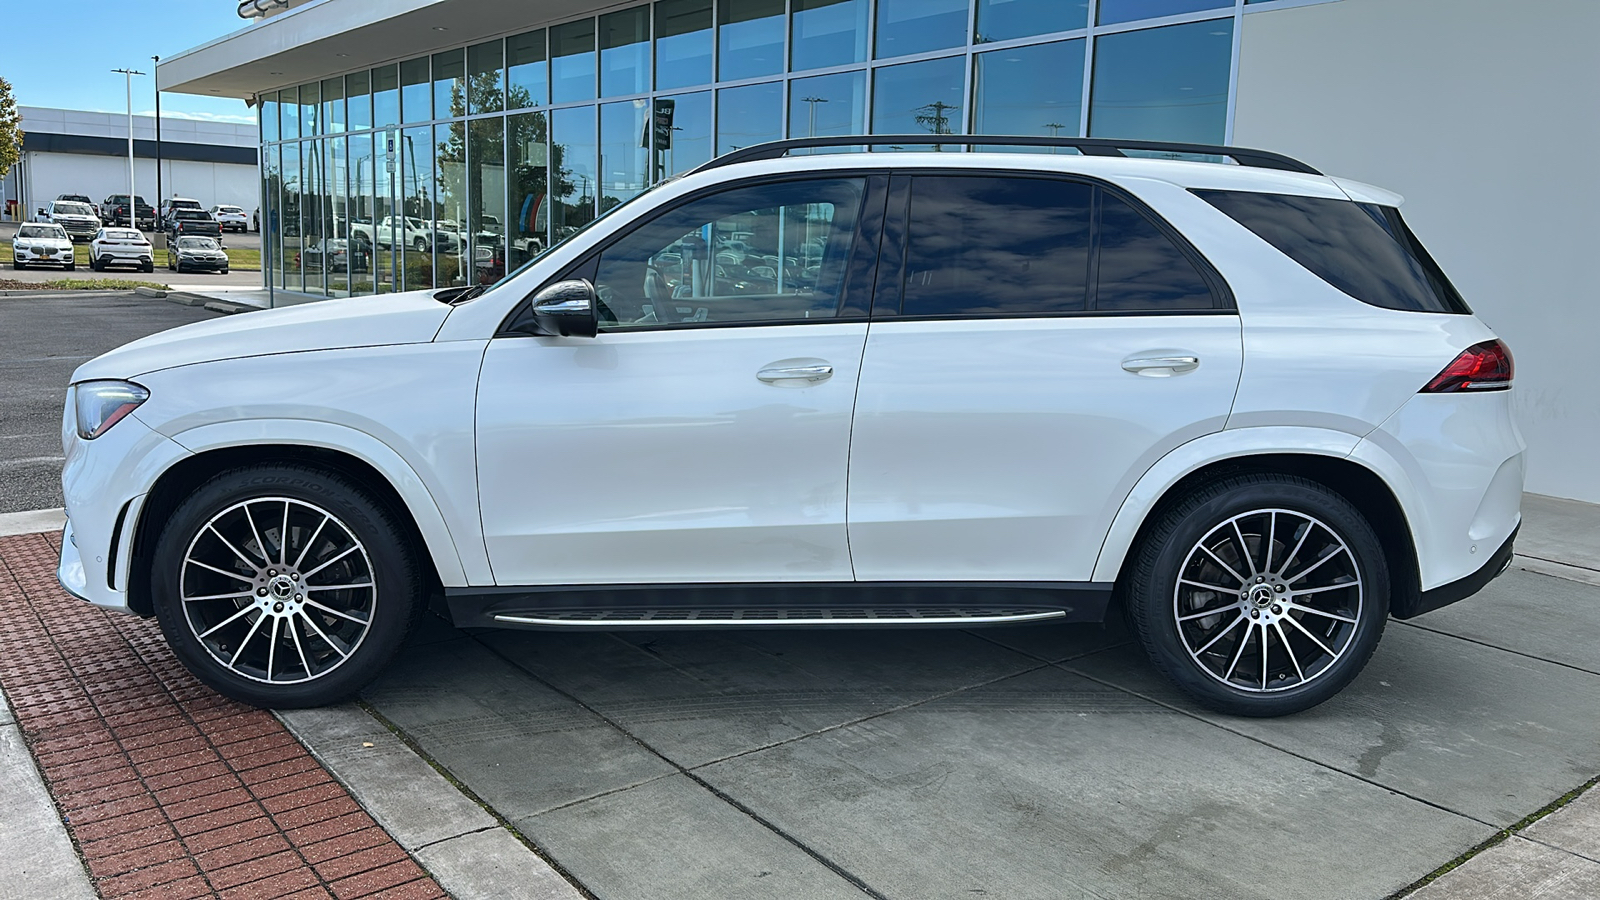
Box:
[445, 581, 1114, 631]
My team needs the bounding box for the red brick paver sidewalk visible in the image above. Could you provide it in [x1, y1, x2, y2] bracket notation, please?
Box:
[0, 531, 449, 900]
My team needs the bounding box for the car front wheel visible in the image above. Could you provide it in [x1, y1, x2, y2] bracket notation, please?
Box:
[150, 464, 423, 708]
[1125, 474, 1389, 717]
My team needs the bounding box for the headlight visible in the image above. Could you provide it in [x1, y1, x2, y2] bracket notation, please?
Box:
[74, 380, 149, 440]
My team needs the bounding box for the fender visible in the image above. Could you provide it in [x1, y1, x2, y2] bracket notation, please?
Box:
[166, 419, 481, 587]
[1089, 426, 1378, 583]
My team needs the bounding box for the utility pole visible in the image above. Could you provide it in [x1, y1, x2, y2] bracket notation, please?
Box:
[112, 68, 145, 228]
[152, 56, 163, 220]
[914, 101, 957, 151]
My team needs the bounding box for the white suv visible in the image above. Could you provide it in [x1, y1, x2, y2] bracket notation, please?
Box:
[57, 136, 1523, 716]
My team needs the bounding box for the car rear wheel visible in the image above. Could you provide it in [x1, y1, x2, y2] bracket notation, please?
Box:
[151, 464, 423, 708]
[1125, 473, 1389, 717]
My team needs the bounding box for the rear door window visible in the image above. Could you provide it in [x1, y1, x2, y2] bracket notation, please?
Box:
[1195, 189, 1471, 314]
[892, 174, 1223, 317]
[899, 176, 1092, 317]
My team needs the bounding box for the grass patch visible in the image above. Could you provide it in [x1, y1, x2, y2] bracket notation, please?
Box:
[1, 242, 261, 271]
[43, 278, 172, 291]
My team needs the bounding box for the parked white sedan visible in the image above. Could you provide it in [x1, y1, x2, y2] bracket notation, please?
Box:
[11, 222, 75, 270]
[90, 228, 155, 273]
[57, 135, 1523, 717]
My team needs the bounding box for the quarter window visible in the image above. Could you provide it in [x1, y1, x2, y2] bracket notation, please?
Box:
[1194, 190, 1471, 314]
[901, 176, 1092, 317]
[1095, 191, 1216, 311]
[594, 178, 865, 329]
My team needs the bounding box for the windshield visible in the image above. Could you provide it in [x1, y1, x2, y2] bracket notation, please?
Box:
[218, 206, 243, 214]
[56, 202, 94, 216]
[106, 230, 143, 241]
[176, 210, 211, 220]
[476, 181, 672, 299]
[177, 237, 219, 250]
[18, 225, 65, 239]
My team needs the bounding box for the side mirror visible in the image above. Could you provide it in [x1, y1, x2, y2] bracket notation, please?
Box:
[530, 279, 599, 338]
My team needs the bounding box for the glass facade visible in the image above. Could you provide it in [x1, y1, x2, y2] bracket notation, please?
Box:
[258, 0, 1261, 301]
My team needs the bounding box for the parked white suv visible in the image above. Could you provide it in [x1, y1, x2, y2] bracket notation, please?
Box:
[57, 136, 1523, 715]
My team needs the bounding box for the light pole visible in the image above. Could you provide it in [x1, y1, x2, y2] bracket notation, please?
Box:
[800, 96, 830, 138]
[152, 56, 163, 220]
[112, 68, 146, 228]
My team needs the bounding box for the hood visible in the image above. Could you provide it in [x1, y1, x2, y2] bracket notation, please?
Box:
[72, 290, 452, 382]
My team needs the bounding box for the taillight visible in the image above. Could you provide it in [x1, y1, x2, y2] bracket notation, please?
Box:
[1422, 339, 1513, 393]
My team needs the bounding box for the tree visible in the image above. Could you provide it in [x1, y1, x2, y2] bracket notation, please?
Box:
[0, 76, 22, 182]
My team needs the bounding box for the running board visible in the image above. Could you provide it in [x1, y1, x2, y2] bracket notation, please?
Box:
[493, 608, 1068, 628]
[445, 581, 1114, 631]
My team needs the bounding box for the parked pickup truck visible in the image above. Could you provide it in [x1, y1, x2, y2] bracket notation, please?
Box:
[350, 216, 458, 253]
[165, 209, 223, 242]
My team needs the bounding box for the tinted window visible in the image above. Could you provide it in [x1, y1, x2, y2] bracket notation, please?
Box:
[594, 178, 865, 328]
[1096, 192, 1216, 311]
[1195, 190, 1471, 314]
[901, 176, 1091, 317]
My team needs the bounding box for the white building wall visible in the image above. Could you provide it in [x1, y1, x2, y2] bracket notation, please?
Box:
[1233, 0, 1600, 503]
[19, 153, 258, 215]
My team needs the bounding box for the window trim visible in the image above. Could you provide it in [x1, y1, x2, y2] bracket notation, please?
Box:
[497, 171, 889, 336]
[872, 168, 1235, 321]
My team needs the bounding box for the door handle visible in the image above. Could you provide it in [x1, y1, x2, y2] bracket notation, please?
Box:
[757, 363, 834, 385]
[1121, 355, 1200, 376]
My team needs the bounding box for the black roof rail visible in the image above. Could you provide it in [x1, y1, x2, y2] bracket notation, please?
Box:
[690, 135, 1322, 176]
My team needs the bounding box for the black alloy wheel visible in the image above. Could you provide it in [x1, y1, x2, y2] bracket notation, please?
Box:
[1125, 474, 1390, 717]
[151, 464, 423, 708]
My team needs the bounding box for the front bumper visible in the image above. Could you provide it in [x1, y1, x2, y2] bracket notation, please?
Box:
[15, 247, 74, 265]
[59, 411, 191, 613]
[57, 520, 91, 603]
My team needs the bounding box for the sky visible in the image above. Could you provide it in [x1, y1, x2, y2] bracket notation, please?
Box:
[4, 1, 257, 124]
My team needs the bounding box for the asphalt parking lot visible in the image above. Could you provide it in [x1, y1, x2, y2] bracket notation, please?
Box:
[0, 291, 218, 511]
[4, 291, 1599, 899]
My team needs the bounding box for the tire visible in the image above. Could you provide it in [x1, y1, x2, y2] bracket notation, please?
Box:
[1124, 474, 1389, 717]
[66, 261, 75, 271]
[91, 256, 103, 272]
[221, 268, 230, 275]
[413, 237, 427, 252]
[150, 464, 423, 708]
[142, 261, 154, 273]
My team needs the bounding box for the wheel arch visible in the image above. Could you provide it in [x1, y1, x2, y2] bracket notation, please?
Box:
[1094, 435, 1422, 619]
[125, 442, 458, 617]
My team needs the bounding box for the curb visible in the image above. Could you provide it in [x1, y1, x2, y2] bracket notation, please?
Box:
[162, 292, 212, 307]
[0, 508, 65, 537]
[278, 705, 584, 900]
[133, 285, 167, 298]
[202, 299, 255, 315]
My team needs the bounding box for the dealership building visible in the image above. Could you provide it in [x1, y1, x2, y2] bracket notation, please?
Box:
[0, 107, 258, 222]
[157, 0, 1596, 503]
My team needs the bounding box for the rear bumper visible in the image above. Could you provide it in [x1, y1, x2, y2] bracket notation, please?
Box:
[1398, 525, 1518, 620]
